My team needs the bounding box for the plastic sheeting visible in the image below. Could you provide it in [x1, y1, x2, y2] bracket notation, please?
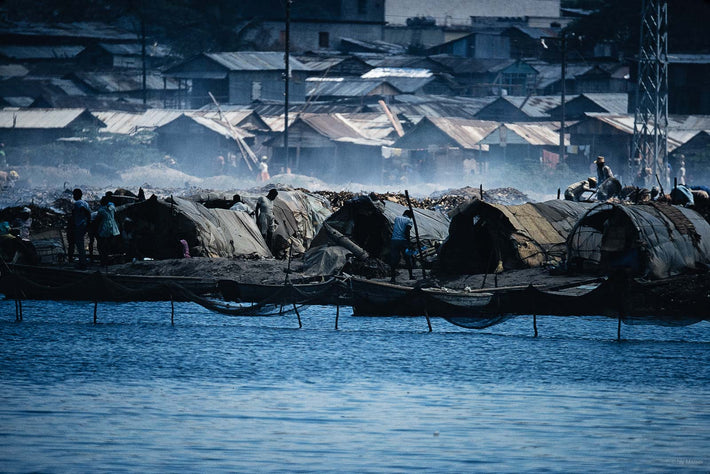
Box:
[117, 195, 271, 259]
[567, 202, 710, 279]
[310, 195, 449, 263]
[439, 198, 594, 274]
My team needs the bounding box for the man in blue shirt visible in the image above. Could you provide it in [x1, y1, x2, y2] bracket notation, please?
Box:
[71, 188, 91, 269]
[390, 209, 414, 283]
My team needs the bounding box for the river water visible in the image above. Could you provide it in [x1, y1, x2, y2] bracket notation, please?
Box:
[1, 300, 708, 473]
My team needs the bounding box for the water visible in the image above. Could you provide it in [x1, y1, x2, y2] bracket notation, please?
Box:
[1, 300, 709, 473]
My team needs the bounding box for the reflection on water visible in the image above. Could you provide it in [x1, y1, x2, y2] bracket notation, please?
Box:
[1, 300, 708, 472]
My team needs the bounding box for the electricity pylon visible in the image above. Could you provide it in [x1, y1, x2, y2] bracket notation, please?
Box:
[630, 0, 669, 190]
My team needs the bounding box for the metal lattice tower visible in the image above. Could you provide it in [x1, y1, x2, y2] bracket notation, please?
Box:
[630, 0, 669, 188]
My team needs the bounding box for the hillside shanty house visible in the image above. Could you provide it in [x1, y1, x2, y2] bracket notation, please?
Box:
[154, 113, 256, 176]
[425, 29, 511, 59]
[163, 52, 312, 108]
[391, 117, 499, 183]
[474, 95, 561, 122]
[265, 113, 395, 183]
[479, 122, 566, 169]
[0, 108, 105, 146]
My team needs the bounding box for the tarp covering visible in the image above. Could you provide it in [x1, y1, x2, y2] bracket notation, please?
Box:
[116, 195, 271, 259]
[439, 198, 594, 274]
[189, 189, 332, 255]
[310, 195, 449, 263]
[567, 202, 710, 279]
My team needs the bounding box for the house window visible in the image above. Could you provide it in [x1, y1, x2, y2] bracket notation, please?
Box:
[358, 0, 367, 14]
[319, 32, 330, 48]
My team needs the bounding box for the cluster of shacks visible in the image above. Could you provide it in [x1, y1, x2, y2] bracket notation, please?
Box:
[53, 188, 710, 283]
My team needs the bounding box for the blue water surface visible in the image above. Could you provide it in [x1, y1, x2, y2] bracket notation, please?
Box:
[1, 299, 709, 473]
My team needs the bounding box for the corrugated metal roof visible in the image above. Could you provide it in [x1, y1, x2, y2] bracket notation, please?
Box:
[0, 108, 99, 129]
[204, 52, 310, 71]
[93, 109, 191, 134]
[380, 76, 436, 94]
[98, 42, 172, 57]
[298, 113, 391, 145]
[1, 21, 138, 41]
[362, 67, 432, 79]
[533, 64, 594, 89]
[580, 113, 709, 150]
[307, 79, 395, 97]
[0, 45, 85, 60]
[0, 64, 29, 78]
[71, 71, 179, 92]
[389, 94, 494, 119]
[429, 55, 517, 75]
[502, 95, 562, 118]
[481, 122, 566, 146]
[295, 56, 346, 71]
[2, 97, 35, 107]
[336, 113, 397, 141]
[578, 93, 628, 114]
[426, 117, 500, 149]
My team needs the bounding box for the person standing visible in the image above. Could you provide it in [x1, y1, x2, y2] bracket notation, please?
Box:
[595, 156, 613, 186]
[255, 189, 278, 251]
[390, 210, 414, 283]
[71, 188, 91, 269]
[95, 195, 120, 266]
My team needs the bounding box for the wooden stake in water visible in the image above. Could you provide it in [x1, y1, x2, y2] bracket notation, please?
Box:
[94, 301, 98, 324]
[533, 314, 538, 337]
[171, 297, 175, 325]
[335, 304, 340, 330]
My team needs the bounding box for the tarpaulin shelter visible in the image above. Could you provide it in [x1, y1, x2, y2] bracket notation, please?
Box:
[310, 195, 449, 264]
[567, 202, 710, 279]
[116, 195, 271, 259]
[188, 188, 332, 255]
[439, 198, 594, 274]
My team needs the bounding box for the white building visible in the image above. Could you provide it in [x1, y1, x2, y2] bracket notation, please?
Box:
[385, 0, 561, 27]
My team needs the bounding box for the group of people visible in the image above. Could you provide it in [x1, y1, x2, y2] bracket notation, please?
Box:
[67, 188, 120, 268]
[564, 155, 619, 202]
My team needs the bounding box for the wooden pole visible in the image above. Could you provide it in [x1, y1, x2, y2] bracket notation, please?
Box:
[335, 304, 339, 330]
[171, 297, 175, 325]
[617, 317, 621, 341]
[533, 314, 538, 337]
[557, 188, 561, 199]
[404, 190, 426, 278]
[93, 301, 98, 324]
[424, 308, 432, 332]
[293, 304, 302, 328]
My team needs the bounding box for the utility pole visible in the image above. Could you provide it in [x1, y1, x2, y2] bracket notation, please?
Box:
[283, 0, 292, 173]
[630, 0, 669, 186]
[559, 31, 567, 165]
[541, 32, 569, 164]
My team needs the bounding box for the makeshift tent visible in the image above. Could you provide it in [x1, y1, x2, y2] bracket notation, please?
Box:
[310, 195, 449, 265]
[567, 202, 710, 279]
[116, 195, 271, 259]
[188, 189, 332, 254]
[439, 198, 594, 274]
